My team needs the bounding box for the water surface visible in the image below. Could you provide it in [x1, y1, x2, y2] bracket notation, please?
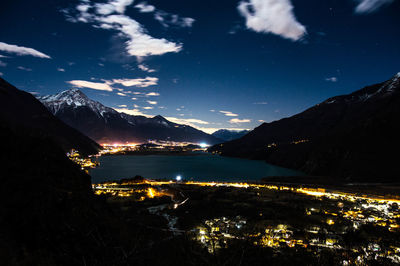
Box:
[90, 154, 302, 183]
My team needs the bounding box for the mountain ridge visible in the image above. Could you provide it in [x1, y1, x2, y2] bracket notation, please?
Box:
[0, 78, 101, 155]
[212, 129, 250, 142]
[209, 73, 400, 182]
[38, 88, 222, 145]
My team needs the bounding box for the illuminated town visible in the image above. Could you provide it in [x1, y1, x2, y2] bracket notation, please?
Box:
[67, 149, 98, 172]
[98, 141, 210, 155]
[91, 178, 400, 265]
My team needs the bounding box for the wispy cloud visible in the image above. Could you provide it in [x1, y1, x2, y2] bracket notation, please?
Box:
[325, 77, 338, 82]
[17, 66, 32, 71]
[57, 68, 65, 72]
[67, 80, 114, 91]
[220, 110, 238, 117]
[115, 107, 152, 117]
[0, 54, 9, 58]
[147, 100, 157, 105]
[0, 60, 6, 67]
[69, 77, 158, 92]
[63, 0, 183, 58]
[229, 118, 251, 124]
[143, 106, 154, 109]
[145, 92, 160, 96]
[254, 101, 268, 105]
[134, 2, 155, 13]
[112, 77, 158, 87]
[237, 0, 306, 41]
[354, 0, 394, 13]
[0, 42, 51, 58]
[138, 63, 156, 73]
[166, 117, 210, 126]
[154, 11, 195, 28]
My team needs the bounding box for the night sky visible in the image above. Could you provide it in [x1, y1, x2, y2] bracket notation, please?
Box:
[1, 0, 399, 133]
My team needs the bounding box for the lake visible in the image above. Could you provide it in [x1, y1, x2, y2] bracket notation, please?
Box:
[90, 153, 303, 183]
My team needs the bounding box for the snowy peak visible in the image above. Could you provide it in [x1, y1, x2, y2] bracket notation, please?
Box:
[39, 88, 89, 106]
[38, 88, 116, 117]
[380, 72, 400, 93]
[212, 129, 250, 141]
[322, 72, 400, 105]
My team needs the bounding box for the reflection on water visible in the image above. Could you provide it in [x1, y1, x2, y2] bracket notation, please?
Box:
[90, 154, 302, 183]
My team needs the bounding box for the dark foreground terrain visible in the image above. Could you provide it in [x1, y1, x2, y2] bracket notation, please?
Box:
[1, 121, 400, 265]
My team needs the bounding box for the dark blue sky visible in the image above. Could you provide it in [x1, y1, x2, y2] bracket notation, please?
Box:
[1, 0, 399, 133]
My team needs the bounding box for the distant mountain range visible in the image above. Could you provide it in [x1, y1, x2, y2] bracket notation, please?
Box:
[212, 129, 250, 141]
[38, 88, 222, 145]
[0, 78, 100, 155]
[210, 73, 400, 182]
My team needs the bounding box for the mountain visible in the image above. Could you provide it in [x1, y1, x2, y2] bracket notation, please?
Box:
[210, 73, 400, 182]
[0, 78, 100, 155]
[38, 88, 222, 145]
[212, 129, 250, 141]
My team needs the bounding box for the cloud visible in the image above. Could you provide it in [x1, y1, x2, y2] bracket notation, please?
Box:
[57, 68, 65, 72]
[0, 72, 3, 76]
[145, 92, 160, 96]
[0, 42, 51, 58]
[67, 80, 114, 91]
[254, 101, 268, 105]
[112, 77, 158, 87]
[325, 77, 338, 82]
[166, 117, 210, 126]
[354, 0, 394, 13]
[63, 0, 183, 58]
[117, 92, 127, 96]
[237, 0, 306, 41]
[134, 2, 155, 13]
[17, 66, 32, 71]
[154, 11, 195, 28]
[115, 107, 152, 117]
[131, 97, 137, 100]
[143, 106, 154, 109]
[118, 104, 127, 107]
[0, 60, 6, 67]
[138, 64, 156, 73]
[0, 54, 9, 58]
[258, 120, 266, 123]
[220, 110, 239, 117]
[147, 100, 157, 105]
[229, 118, 251, 124]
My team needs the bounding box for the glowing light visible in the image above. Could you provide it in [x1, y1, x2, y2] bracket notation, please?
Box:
[199, 142, 209, 148]
[176, 175, 182, 181]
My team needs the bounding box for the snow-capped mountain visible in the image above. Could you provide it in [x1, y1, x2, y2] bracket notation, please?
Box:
[38, 88, 117, 117]
[322, 72, 400, 105]
[210, 72, 400, 181]
[0, 78, 100, 155]
[38, 89, 222, 144]
[212, 129, 250, 141]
